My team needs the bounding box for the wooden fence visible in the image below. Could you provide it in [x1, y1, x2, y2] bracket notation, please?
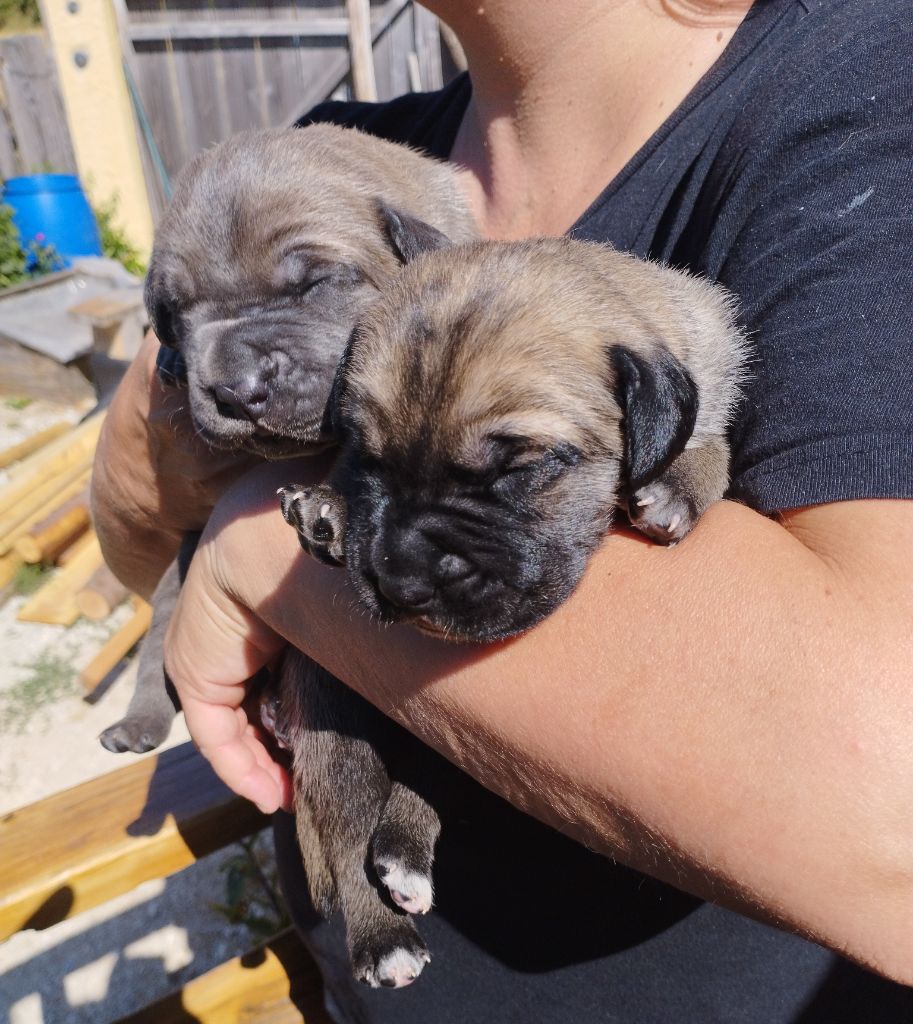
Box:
[119, 0, 454, 211]
[0, 33, 76, 180]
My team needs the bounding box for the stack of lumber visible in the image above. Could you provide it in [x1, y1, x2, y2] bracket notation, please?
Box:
[0, 410, 151, 692]
[0, 411, 103, 593]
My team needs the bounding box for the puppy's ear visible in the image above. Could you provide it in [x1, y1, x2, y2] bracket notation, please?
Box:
[377, 202, 452, 263]
[143, 260, 181, 350]
[321, 329, 356, 438]
[610, 346, 698, 492]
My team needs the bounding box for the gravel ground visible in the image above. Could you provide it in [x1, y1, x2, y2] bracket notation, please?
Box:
[0, 397, 284, 1024]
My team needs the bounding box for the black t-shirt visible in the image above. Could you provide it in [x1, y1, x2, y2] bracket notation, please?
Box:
[269, 0, 913, 1020]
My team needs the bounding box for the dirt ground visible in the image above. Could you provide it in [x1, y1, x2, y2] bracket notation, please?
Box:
[0, 397, 282, 1024]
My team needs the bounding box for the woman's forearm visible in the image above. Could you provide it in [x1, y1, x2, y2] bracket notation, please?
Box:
[182, 465, 913, 980]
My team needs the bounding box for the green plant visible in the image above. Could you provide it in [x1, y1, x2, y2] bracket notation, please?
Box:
[0, 0, 40, 31]
[94, 194, 146, 277]
[211, 835, 290, 939]
[0, 204, 27, 288]
[0, 205, 62, 288]
[0, 651, 78, 732]
[11, 561, 50, 596]
[27, 235, 64, 275]
[3, 395, 32, 411]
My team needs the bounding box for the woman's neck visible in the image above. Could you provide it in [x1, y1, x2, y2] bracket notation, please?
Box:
[430, 1, 753, 239]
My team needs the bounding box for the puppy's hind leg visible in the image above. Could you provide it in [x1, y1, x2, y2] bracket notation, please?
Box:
[278, 651, 431, 988]
[99, 556, 182, 753]
[627, 437, 730, 545]
[372, 780, 440, 916]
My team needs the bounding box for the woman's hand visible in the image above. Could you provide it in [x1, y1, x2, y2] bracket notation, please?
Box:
[164, 459, 336, 813]
[91, 333, 261, 597]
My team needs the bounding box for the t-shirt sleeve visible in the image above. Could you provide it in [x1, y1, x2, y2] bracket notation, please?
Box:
[714, 22, 913, 513]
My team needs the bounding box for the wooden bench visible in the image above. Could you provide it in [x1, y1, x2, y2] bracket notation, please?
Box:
[0, 741, 331, 1022]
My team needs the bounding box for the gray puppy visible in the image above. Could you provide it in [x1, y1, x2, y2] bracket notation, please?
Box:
[99, 125, 474, 755]
[97, 127, 479, 988]
[278, 225, 748, 979]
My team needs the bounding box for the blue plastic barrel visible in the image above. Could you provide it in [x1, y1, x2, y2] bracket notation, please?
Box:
[3, 174, 102, 265]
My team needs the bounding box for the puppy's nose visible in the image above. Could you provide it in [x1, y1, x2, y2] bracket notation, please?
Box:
[211, 378, 269, 421]
[376, 571, 435, 612]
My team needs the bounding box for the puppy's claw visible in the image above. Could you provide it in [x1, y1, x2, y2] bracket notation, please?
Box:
[627, 481, 695, 545]
[352, 934, 430, 988]
[375, 861, 434, 915]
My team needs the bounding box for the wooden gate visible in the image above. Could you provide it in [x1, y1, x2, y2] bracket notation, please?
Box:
[119, 0, 451, 196]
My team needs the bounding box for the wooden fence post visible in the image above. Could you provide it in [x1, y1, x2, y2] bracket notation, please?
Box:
[0, 34, 77, 179]
[36, 0, 154, 256]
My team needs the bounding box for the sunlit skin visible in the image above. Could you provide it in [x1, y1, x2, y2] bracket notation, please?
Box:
[92, 0, 913, 984]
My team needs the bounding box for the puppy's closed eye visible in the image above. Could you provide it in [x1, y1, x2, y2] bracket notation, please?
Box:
[487, 439, 581, 497]
[460, 434, 581, 497]
[277, 251, 361, 295]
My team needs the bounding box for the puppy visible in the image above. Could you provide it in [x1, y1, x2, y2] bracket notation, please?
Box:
[99, 125, 474, 754]
[278, 224, 748, 978]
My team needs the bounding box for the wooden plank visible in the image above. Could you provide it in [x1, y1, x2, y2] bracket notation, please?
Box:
[79, 597, 151, 689]
[128, 18, 351, 41]
[0, 33, 77, 175]
[56, 525, 97, 566]
[2, 471, 90, 560]
[0, 741, 267, 941]
[346, 0, 377, 101]
[0, 411, 102, 508]
[74, 562, 129, 620]
[0, 336, 95, 406]
[0, 548, 23, 590]
[16, 529, 103, 624]
[14, 502, 90, 563]
[115, 928, 330, 1024]
[412, 4, 443, 92]
[0, 458, 93, 556]
[286, 0, 411, 124]
[0, 421, 71, 470]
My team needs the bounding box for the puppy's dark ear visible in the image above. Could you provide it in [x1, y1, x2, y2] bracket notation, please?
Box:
[321, 329, 356, 438]
[144, 260, 181, 350]
[377, 202, 452, 263]
[610, 346, 698, 492]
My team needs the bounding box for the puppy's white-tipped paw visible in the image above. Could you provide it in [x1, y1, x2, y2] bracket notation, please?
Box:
[375, 861, 434, 915]
[360, 946, 430, 989]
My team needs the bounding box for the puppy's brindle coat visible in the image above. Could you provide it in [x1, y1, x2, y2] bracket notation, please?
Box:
[98, 126, 476, 986]
[279, 223, 748, 980]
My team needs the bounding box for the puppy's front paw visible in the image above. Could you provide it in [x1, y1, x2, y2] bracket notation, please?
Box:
[352, 924, 431, 989]
[627, 481, 695, 546]
[277, 484, 347, 566]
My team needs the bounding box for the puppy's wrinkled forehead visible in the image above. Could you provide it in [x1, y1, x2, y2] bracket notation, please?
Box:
[342, 244, 622, 464]
[153, 127, 418, 306]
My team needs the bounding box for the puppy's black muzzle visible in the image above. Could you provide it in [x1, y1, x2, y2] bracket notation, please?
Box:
[370, 523, 483, 617]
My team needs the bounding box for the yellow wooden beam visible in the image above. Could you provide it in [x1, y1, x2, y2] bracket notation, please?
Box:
[115, 929, 330, 1024]
[37, 0, 153, 255]
[0, 741, 267, 941]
